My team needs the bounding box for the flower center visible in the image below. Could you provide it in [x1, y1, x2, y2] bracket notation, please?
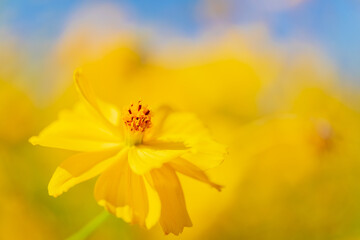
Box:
[123, 101, 151, 145]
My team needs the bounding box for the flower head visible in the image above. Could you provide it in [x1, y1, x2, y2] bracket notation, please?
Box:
[123, 101, 152, 145]
[30, 68, 226, 235]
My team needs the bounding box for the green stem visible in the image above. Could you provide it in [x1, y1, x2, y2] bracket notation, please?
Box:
[66, 211, 110, 240]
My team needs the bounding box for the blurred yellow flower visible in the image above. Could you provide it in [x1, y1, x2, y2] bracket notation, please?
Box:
[0, 80, 35, 145]
[30, 69, 226, 235]
[205, 83, 360, 240]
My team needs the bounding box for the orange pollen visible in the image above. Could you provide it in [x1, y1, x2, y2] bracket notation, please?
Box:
[123, 101, 151, 132]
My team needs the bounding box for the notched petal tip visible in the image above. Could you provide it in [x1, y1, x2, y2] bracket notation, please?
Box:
[97, 200, 139, 226]
[163, 220, 193, 236]
[97, 200, 117, 216]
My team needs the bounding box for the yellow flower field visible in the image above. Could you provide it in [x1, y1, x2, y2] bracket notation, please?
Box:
[1, 1, 360, 239]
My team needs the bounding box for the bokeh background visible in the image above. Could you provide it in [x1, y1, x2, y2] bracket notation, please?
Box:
[1, 1, 360, 239]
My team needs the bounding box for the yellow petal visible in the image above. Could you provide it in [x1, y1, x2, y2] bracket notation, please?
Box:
[74, 68, 122, 130]
[128, 142, 188, 175]
[182, 138, 227, 170]
[142, 139, 188, 150]
[150, 165, 192, 235]
[143, 177, 161, 229]
[144, 105, 173, 140]
[48, 147, 125, 197]
[29, 102, 122, 152]
[168, 158, 222, 191]
[155, 112, 209, 141]
[94, 159, 152, 227]
[154, 111, 227, 170]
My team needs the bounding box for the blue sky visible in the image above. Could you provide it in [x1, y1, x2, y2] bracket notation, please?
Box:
[1, 0, 359, 80]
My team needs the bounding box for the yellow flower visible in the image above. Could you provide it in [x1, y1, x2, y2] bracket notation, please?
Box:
[30, 69, 226, 235]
